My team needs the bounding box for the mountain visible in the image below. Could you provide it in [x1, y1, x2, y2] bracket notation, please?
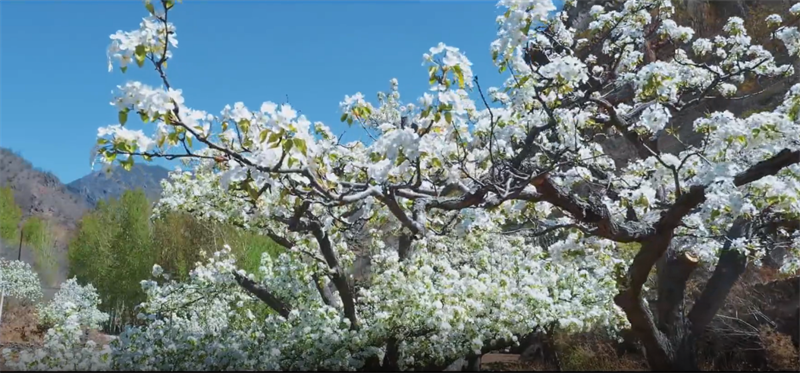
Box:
[0, 147, 91, 296]
[0, 148, 89, 232]
[67, 163, 171, 207]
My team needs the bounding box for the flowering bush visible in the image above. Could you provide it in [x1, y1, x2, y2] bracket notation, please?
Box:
[5, 0, 799, 370]
[2, 279, 112, 371]
[37, 278, 110, 330]
[0, 259, 42, 303]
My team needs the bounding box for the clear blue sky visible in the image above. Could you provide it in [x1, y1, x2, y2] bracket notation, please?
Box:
[1, 1, 561, 184]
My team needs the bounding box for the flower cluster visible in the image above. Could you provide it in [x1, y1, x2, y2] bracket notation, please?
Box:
[0, 259, 42, 302]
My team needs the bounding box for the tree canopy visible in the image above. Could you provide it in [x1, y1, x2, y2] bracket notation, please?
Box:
[4, 0, 800, 371]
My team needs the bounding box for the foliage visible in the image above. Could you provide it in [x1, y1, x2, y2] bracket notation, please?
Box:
[68, 188, 282, 330]
[67, 189, 152, 328]
[20, 217, 58, 286]
[7, 0, 800, 371]
[0, 186, 21, 242]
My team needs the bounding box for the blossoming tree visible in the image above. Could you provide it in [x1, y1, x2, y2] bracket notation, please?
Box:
[2, 278, 112, 371]
[84, 0, 800, 370]
[0, 259, 42, 342]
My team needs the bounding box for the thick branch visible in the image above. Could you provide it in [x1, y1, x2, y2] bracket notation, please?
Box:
[614, 285, 674, 370]
[533, 175, 647, 242]
[687, 218, 753, 336]
[655, 248, 698, 334]
[232, 272, 291, 318]
[306, 221, 359, 330]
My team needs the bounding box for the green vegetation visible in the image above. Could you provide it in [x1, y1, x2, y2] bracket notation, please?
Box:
[21, 217, 58, 286]
[0, 186, 22, 241]
[67, 189, 283, 332]
[0, 186, 58, 285]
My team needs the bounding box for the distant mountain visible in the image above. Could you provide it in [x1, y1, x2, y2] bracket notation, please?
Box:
[0, 148, 89, 231]
[67, 163, 171, 207]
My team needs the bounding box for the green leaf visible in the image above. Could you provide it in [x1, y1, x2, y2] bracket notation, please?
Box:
[268, 132, 282, 147]
[238, 119, 251, 134]
[445, 111, 453, 124]
[140, 111, 150, 123]
[145, 1, 155, 14]
[282, 139, 294, 153]
[517, 75, 530, 88]
[97, 138, 109, 145]
[340, 113, 348, 123]
[120, 157, 134, 171]
[118, 110, 128, 125]
[186, 136, 193, 148]
[120, 66, 128, 74]
[347, 117, 354, 126]
[293, 138, 307, 156]
[522, 20, 532, 35]
[135, 45, 147, 68]
[453, 65, 465, 89]
[259, 130, 271, 144]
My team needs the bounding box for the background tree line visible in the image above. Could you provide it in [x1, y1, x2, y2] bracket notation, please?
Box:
[66, 189, 283, 334]
[0, 186, 58, 286]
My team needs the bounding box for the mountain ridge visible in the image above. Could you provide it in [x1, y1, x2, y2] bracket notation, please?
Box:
[66, 163, 171, 207]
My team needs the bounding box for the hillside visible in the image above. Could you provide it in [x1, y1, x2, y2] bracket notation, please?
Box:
[67, 163, 170, 207]
[0, 149, 171, 298]
[0, 148, 89, 238]
[0, 148, 90, 297]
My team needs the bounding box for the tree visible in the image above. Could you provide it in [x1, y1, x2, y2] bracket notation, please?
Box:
[68, 188, 282, 333]
[12, 0, 799, 370]
[4, 278, 112, 371]
[20, 217, 58, 286]
[68, 190, 151, 330]
[0, 187, 22, 242]
[0, 259, 42, 344]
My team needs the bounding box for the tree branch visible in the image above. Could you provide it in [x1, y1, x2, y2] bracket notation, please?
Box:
[687, 218, 754, 336]
[232, 272, 291, 318]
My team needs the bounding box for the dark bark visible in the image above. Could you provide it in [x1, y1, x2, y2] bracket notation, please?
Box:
[464, 356, 481, 371]
[656, 248, 699, 334]
[382, 337, 401, 371]
[232, 272, 291, 318]
[687, 219, 754, 336]
[308, 222, 360, 330]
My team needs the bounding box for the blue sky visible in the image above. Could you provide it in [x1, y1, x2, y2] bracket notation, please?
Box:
[1, 1, 560, 183]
